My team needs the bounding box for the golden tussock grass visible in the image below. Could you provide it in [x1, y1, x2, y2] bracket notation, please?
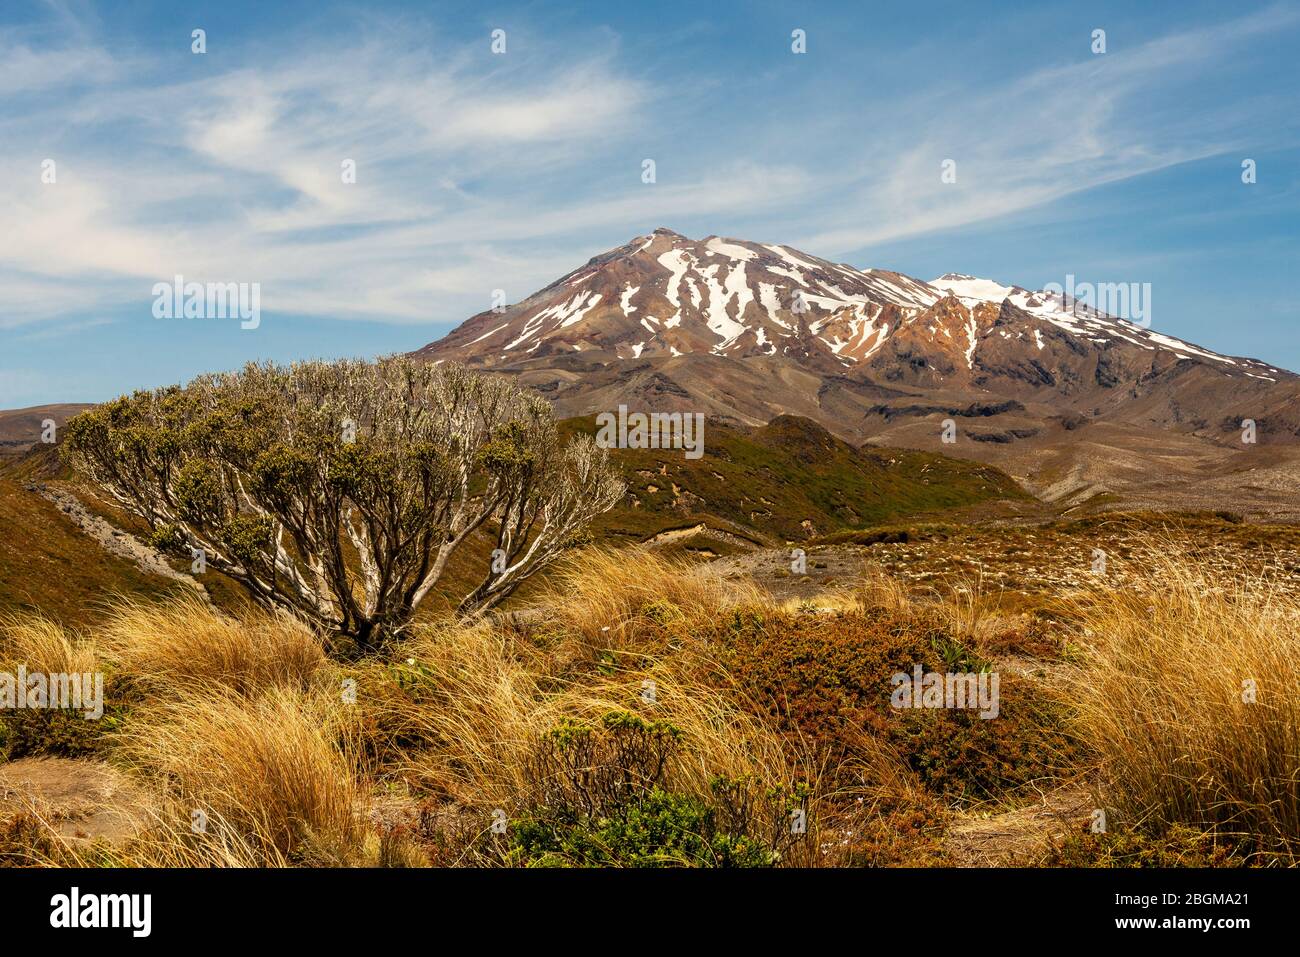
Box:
[1060, 545, 1300, 860]
[374, 618, 549, 808]
[532, 547, 771, 653]
[0, 614, 99, 676]
[7, 539, 1299, 867]
[115, 685, 358, 863]
[381, 549, 796, 811]
[796, 565, 1010, 646]
[97, 593, 325, 695]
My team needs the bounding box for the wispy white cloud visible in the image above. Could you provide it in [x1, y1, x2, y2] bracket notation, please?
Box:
[0, 16, 812, 329]
[0, 21, 671, 326]
[0, 3, 1296, 337]
[791, 3, 1300, 255]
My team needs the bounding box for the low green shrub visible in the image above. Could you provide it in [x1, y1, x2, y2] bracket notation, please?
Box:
[709, 608, 1078, 803]
[500, 711, 806, 867]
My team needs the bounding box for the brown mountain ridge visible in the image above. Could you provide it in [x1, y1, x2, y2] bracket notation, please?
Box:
[413, 228, 1300, 518]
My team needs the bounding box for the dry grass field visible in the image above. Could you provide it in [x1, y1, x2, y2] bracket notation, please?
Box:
[3, 539, 1295, 868]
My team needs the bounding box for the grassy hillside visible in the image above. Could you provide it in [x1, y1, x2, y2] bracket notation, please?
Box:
[0, 413, 1028, 626]
[1, 447, 256, 622]
[567, 413, 1028, 548]
[0, 477, 191, 630]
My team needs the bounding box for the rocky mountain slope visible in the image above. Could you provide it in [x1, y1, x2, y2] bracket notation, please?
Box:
[414, 229, 1300, 516]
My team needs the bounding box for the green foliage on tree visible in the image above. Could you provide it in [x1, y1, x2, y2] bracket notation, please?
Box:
[64, 358, 624, 653]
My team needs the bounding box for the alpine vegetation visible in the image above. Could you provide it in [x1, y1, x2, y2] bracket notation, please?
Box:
[63, 358, 625, 652]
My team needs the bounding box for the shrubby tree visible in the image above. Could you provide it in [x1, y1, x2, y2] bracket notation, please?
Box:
[64, 358, 625, 652]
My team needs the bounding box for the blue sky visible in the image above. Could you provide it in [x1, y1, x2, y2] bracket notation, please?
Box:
[2, 0, 1297, 407]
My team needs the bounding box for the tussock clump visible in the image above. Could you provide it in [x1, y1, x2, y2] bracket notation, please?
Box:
[826, 569, 915, 616]
[533, 547, 771, 658]
[0, 614, 98, 676]
[385, 620, 794, 817]
[550, 667, 793, 800]
[0, 616, 106, 758]
[0, 811, 67, 866]
[1062, 548, 1300, 862]
[98, 595, 325, 696]
[116, 686, 358, 863]
[371, 619, 550, 807]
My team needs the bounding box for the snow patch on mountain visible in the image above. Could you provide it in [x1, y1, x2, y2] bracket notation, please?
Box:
[621, 285, 640, 314]
[706, 237, 757, 262]
[932, 273, 1016, 303]
[932, 275, 1277, 374]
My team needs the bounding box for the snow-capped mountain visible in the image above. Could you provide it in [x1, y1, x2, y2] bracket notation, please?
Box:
[416, 227, 1285, 386]
[418, 227, 936, 366]
[413, 228, 1300, 511]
